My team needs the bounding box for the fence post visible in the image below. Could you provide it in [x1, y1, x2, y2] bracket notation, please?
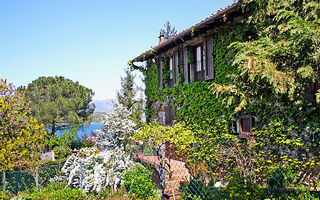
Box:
[2, 171, 5, 192]
[36, 167, 39, 189]
[159, 145, 166, 200]
[79, 158, 83, 190]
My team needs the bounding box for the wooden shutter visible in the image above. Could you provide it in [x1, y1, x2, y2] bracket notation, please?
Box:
[239, 115, 252, 138]
[158, 110, 166, 126]
[158, 58, 163, 90]
[190, 61, 195, 83]
[205, 38, 214, 80]
[183, 48, 189, 85]
[165, 106, 175, 125]
[174, 52, 179, 87]
[202, 42, 206, 77]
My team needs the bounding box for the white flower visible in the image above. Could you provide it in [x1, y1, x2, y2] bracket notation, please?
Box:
[58, 147, 138, 193]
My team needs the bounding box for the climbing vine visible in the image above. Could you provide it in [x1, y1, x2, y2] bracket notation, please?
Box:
[131, 0, 320, 195]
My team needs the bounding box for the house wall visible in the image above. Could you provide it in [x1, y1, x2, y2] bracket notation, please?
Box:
[143, 22, 249, 133]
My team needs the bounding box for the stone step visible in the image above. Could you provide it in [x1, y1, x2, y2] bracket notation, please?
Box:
[165, 180, 186, 190]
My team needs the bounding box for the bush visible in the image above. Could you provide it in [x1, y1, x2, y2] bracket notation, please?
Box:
[123, 165, 155, 199]
[0, 191, 13, 200]
[267, 166, 295, 189]
[87, 186, 130, 200]
[53, 146, 73, 160]
[18, 181, 87, 200]
[179, 179, 226, 200]
[225, 174, 265, 200]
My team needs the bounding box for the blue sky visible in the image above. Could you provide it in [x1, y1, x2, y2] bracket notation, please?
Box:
[0, 0, 235, 100]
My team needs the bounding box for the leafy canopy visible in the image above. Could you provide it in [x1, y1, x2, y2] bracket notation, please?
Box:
[212, 0, 320, 113]
[159, 21, 177, 40]
[116, 67, 144, 128]
[0, 79, 47, 171]
[25, 76, 95, 135]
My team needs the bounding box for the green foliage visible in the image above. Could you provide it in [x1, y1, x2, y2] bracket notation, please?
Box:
[87, 187, 130, 200]
[212, 0, 320, 112]
[159, 21, 177, 40]
[143, 61, 159, 122]
[0, 79, 47, 172]
[142, 24, 245, 129]
[267, 166, 295, 189]
[179, 179, 224, 200]
[133, 0, 320, 197]
[5, 164, 63, 194]
[49, 126, 78, 148]
[117, 67, 144, 128]
[25, 76, 95, 135]
[225, 174, 264, 200]
[161, 57, 170, 86]
[19, 182, 86, 200]
[0, 191, 13, 200]
[48, 126, 80, 160]
[123, 165, 155, 200]
[133, 122, 195, 156]
[53, 146, 72, 160]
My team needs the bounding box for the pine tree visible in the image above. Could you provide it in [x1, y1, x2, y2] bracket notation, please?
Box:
[25, 76, 95, 135]
[116, 67, 144, 127]
[160, 21, 177, 40]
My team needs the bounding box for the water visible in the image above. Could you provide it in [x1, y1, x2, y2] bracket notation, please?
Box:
[55, 123, 104, 138]
[78, 123, 104, 138]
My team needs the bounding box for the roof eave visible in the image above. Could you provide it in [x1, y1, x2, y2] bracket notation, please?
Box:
[131, 1, 241, 62]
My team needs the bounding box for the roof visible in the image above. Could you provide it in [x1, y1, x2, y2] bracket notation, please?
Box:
[132, 1, 241, 62]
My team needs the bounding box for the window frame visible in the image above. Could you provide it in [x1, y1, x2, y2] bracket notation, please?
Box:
[238, 115, 252, 139]
[169, 57, 173, 80]
[195, 45, 202, 72]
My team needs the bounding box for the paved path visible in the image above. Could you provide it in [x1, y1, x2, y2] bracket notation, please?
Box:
[133, 153, 190, 199]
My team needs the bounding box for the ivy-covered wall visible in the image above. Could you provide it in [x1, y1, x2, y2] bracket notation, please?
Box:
[143, 23, 248, 132]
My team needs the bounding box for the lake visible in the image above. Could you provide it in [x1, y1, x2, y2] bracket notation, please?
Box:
[78, 123, 104, 138]
[55, 123, 104, 138]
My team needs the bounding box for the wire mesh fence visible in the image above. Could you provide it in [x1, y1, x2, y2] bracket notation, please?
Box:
[132, 135, 320, 200]
[2, 164, 64, 194]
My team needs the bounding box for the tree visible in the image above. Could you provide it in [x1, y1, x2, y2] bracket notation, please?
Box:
[209, 0, 320, 187]
[159, 21, 177, 40]
[211, 0, 320, 121]
[25, 76, 95, 135]
[0, 79, 47, 171]
[101, 102, 137, 151]
[116, 67, 144, 127]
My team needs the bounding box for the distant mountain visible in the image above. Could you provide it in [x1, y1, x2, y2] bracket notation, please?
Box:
[91, 112, 107, 124]
[92, 99, 113, 113]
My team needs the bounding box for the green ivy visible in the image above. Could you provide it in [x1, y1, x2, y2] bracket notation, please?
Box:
[142, 24, 247, 128]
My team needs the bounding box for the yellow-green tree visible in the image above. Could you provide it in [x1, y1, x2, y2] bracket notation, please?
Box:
[0, 79, 47, 171]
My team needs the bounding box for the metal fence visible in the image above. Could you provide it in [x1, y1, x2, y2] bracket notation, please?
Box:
[132, 138, 320, 200]
[1, 164, 63, 194]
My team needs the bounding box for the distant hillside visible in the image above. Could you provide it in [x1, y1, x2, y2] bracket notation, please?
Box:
[92, 99, 113, 113]
[91, 112, 107, 124]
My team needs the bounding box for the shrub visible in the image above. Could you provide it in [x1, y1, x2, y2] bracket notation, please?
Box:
[53, 146, 73, 160]
[123, 165, 155, 199]
[17, 181, 87, 200]
[267, 166, 295, 189]
[60, 147, 136, 193]
[0, 191, 13, 200]
[225, 174, 265, 200]
[179, 179, 226, 200]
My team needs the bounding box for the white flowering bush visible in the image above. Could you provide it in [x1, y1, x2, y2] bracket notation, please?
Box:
[59, 147, 137, 193]
[101, 102, 137, 150]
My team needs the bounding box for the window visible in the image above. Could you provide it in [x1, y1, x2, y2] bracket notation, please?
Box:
[169, 57, 173, 79]
[189, 44, 204, 82]
[238, 115, 252, 139]
[196, 46, 202, 72]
